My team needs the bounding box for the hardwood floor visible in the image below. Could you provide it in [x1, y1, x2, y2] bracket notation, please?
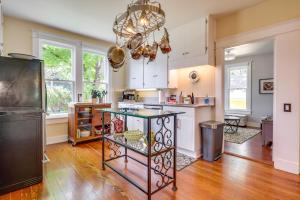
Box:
[224, 131, 273, 165]
[1, 141, 300, 200]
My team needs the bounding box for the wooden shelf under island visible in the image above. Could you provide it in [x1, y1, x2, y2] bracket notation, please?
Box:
[68, 102, 111, 146]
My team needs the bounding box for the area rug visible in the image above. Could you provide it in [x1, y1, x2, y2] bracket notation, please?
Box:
[176, 152, 197, 171]
[87, 143, 197, 171]
[224, 126, 261, 144]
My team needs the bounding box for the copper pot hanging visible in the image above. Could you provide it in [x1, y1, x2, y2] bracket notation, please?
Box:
[160, 28, 172, 54]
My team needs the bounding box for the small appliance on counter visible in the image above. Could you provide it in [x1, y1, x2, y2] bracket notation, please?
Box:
[122, 90, 136, 101]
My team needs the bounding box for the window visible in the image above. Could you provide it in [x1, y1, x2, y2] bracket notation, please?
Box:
[225, 62, 251, 114]
[41, 41, 75, 115]
[35, 32, 110, 117]
[82, 50, 108, 101]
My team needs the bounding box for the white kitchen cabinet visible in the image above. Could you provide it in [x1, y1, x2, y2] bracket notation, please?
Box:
[176, 115, 195, 152]
[127, 116, 144, 131]
[0, 2, 3, 54]
[143, 51, 168, 89]
[163, 105, 213, 158]
[168, 16, 215, 69]
[126, 57, 144, 89]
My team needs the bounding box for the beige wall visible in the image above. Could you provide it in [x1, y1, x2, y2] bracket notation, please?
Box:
[216, 0, 300, 39]
[171, 65, 215, 97]
[3, 16, 125, 142]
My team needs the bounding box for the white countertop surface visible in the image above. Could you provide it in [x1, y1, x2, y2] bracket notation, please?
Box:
[119, 101, 214, 108]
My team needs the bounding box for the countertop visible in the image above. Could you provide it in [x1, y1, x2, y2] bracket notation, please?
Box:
[118, 101, 214, 108]
[98, 108, 185, 118]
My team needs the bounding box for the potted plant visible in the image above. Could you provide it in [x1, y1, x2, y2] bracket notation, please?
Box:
[98, 90, 108, 103]
[91, 89, 99, 104]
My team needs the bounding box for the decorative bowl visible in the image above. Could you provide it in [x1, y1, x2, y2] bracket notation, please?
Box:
[124, 130, 144, 142]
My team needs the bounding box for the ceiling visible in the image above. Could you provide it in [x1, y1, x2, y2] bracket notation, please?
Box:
[226, 39, 274, 58]
[3, 0, 264, 42]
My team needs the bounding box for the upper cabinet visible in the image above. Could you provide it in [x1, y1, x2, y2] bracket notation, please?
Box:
[168, 16, 216, 69]
[0, 2, 3, 54]
[144, 51, 168, 89]
[126, 57, 144, 89]
[126, 51, 168, 89]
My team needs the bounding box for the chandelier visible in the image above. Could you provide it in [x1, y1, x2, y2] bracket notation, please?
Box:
[108, 0, 171, 72]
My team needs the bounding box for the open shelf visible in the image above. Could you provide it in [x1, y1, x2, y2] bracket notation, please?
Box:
[104, 134, 174, 157]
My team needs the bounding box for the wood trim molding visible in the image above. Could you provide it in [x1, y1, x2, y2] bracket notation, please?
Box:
[47, 135, 68, 145]
[215, 17, 300, 174]
[216, 17, 300, 49]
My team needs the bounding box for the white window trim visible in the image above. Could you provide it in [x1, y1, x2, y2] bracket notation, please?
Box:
[224, 61, 252, 115]
[82, 47, 110, 102]
[33, 31, 110, 121]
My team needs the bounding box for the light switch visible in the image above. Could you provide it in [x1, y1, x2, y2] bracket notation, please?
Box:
[284, 103, 291, 112]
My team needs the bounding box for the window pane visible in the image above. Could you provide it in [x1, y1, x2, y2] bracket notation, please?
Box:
[83, 51, 105, 83]
[42, 44, 73, 80]
[46, 80, 74, 114]
[229, 67, 247, 89]
[229, 88, 247, 110]
[83, 82, 106, 101]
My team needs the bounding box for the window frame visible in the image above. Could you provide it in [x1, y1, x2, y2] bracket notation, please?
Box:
[225, 62, 252, 115]
[82, 48, 109, 102]
[33, 31, 110, 119]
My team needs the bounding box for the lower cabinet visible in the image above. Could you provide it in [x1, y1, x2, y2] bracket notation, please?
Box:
[127, 116, 144, 131]
[163, 106, 213, 158]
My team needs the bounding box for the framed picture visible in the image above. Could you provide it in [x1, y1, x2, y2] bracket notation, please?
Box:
[259, 78, 274, 94]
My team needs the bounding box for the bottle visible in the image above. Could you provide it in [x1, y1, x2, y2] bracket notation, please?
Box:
[191, 93, 194, 104]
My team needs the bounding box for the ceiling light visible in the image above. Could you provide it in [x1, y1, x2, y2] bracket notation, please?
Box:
[126, 18, 136, 34]
[225, 49, 236, 61]
[139, 10, 149, 26]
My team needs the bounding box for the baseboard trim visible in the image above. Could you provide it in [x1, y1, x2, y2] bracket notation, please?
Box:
[177, 148, 201, 159]
[47, 135, 68, 145]
[274, 158, 300, 174]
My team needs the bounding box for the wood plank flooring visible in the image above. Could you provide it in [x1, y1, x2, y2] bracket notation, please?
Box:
[1, 141, 300, 200]
[224, 132, 273, 165]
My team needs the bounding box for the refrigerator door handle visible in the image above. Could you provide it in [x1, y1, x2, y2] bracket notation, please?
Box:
[0, 112, 8, 116]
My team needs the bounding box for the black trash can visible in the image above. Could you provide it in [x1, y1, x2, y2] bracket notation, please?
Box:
[200, 121, 224, 162]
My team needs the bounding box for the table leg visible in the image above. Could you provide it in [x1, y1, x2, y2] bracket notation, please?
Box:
[102, 111, 105, 170]
[172, 115, 177, 191]
[147, 118, 152, 200]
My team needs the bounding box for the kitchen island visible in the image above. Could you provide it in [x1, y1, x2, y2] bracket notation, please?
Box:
[99, 108, 184, 200]
[118, 100, 215, 158]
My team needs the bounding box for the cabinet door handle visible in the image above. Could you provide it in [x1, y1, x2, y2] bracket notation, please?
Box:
[132, 77, 136, 80]
[153, 75, 158, 78]
[182, 52, 189, 56]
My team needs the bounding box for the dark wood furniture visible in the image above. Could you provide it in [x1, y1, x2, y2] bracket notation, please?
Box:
[0, 112, 43, 195]
[68, 102, 111, 145]
[224, 116, 240, 133]
[101, 108, 183, 200]
[262, 119, 273, 146]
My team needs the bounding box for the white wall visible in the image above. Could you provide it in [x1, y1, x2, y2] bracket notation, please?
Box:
[226, 53, 274, 125]
[274, 30, 300, 174]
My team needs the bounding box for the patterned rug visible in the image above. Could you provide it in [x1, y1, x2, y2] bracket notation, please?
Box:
[176, 152, 197, 171]
[224, 126, 262, 144]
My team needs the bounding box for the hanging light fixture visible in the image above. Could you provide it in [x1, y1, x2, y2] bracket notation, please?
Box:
[225, 49, 236, 61]
[139, 10, 149, 26]
[108, 0, 171, 71]
[125, 18, 136, 34]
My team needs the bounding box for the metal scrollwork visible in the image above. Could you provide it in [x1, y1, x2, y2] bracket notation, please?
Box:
[153, 150, 173, 188]
[107, 140, 122, 159]
[153, 116, 173, 153]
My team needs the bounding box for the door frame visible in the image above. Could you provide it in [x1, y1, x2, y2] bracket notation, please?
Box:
[215, 17, 300, 170]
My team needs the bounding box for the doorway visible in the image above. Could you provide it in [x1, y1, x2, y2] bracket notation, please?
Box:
[223, 39, 274, 165]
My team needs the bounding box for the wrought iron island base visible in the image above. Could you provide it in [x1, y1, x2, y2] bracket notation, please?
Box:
[100, 108, 184, 200]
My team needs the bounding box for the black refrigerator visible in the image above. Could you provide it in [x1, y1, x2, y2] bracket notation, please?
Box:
[0, 56, 45, 195]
